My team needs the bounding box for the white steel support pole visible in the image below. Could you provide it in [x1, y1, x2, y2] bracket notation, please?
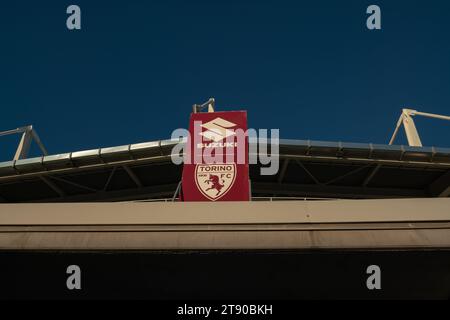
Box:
[389, 115, 404, 145]
[389, 108, 450, 147]
[13, 128, 33, 160]
[207, 98, 215, 113]
[401, 111, 423, 147]
[413, 111, 450, 121]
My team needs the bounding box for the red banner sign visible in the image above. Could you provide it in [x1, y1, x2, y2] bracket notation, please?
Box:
[181, 111, 250, 201]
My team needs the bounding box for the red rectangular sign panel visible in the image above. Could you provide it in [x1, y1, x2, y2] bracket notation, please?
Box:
[181, 111, 250, 201]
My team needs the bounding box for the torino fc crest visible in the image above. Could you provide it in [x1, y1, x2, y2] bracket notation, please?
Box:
[195, 164, 236, 201]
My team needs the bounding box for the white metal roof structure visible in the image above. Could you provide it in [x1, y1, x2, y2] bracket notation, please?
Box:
[0, 138, 449, 202]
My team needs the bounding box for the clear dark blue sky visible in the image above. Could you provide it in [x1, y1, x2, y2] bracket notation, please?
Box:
[1, 0, 449, 160]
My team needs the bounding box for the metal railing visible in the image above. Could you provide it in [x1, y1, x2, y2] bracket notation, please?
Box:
[131, 196, 340, 203]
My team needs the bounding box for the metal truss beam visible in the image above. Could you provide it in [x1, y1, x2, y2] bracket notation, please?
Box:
[295, 160, 321, 185]
[324, 164, 371, 185]
[429, 170, 450, 197]
[103, 167, 117, 191]
[123, 165, 143, 188]
[39, 176, 66, 198]
[277, 159, 289, 184]
[48, 176, 98, 193]
[363, 164, 382, 187]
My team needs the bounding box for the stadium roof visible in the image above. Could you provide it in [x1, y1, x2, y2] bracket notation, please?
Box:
[0, 139, 449, 202]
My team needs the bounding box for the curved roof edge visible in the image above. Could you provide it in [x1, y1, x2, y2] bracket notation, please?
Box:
[1, 138, 450, 179]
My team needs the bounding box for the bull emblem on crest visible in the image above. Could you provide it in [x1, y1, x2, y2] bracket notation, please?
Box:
[204, 174, 225, 196]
